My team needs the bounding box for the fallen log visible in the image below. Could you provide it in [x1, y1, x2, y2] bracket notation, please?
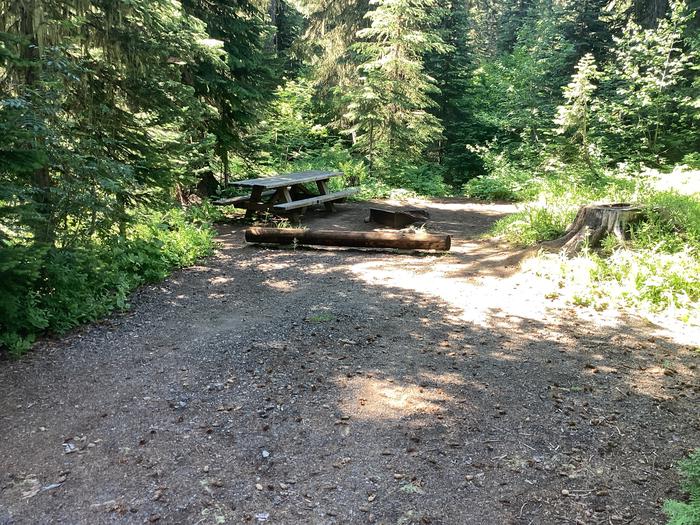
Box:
[541, 203, 642, 256]
[365, 207, 430, 229]
[245, 228, 451, 251]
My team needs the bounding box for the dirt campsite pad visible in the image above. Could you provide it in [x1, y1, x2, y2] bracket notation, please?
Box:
[1, 199, 698, 524]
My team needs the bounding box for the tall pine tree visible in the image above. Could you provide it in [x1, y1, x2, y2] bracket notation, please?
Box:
[345, 0, 447, 167]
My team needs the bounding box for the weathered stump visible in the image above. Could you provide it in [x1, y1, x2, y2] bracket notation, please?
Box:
[542, 203, 642, 256]
[365, 207, 430, 229]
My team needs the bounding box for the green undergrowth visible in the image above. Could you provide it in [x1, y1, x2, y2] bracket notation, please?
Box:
[665, 449, 700, 525]
[241, 144, 453, 200]
[483, 162, 700, 322]
[0, 205, 217, 357]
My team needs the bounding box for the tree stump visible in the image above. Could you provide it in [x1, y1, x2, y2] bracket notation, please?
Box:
[365, 207, 430, 229]
[542, 204, 642, 256]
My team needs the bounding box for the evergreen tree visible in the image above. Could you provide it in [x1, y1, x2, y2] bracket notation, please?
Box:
[425, 1, 480, 183]
[347, 0, 448, 166]
[182, 0, 278, 185]
[555, 52, 601, 167]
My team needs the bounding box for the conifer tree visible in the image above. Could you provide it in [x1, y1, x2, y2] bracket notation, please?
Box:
[555, 53, 600, 167]
[425, 1, 478, 182]
[347, 0, 447, 165]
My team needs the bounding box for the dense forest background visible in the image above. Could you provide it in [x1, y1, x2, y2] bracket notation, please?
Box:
[1, 0, 699, 356]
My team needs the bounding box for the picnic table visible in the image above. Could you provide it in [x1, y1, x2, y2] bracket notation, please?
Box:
[215, 170, 358, 217]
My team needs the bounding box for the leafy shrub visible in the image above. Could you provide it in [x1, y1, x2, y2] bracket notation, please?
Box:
[665, 449, 700, 525]
[0, 206, 215, 357]
[0, 244, 49, 354]
[381, 163, 451, 198]
[462, 149, 541, 201]
[275, 144, 451, 199]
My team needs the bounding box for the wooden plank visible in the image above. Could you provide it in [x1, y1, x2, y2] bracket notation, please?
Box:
[231, 170, 343, 189]
[316, 179, 335, 212]
[272, 188, 358, 211]
[245, 185, 266, 219]
[245, 228, 451, 251]
[281, 187, 293, 204]
[212, 190, 275, 207]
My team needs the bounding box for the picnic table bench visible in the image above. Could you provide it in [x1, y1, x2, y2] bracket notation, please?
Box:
[214, 170, 358, 217]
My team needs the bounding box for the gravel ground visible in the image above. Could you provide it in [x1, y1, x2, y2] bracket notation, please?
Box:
[0, 198, 698, 525]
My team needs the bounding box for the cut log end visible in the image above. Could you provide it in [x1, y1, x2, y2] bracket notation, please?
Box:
[542, 204, 642, 256]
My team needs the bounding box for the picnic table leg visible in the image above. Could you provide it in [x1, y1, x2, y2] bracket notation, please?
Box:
[281, 186, 293, 204]
[315, 179, 336, 212]
[245, 186, 265, 219]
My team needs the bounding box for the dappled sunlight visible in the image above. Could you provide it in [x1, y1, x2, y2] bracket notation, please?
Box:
[338, 375, 458, 420]
[240, 259, 292, 272]
[649, 319, 700, 346]
[487, 350, 521, 362]
[628, 366, 687, 401]
[209, 276, 234, 286]
[415, 371, 467, 386]
[379, 196, 516, 215]
[349, 258, 563, 328]
[262, 278, 297, 292]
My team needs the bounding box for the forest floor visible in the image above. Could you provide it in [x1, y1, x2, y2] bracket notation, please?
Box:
[1, 198, 698, 525]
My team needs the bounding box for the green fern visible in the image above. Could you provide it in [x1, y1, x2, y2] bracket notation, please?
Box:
[665, 450, 700, 525]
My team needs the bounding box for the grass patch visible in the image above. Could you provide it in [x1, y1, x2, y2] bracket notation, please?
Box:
[485, 163, 700, 322]
[307, 312, 335, 323]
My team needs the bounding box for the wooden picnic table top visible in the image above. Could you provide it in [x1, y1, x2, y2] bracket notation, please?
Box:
[231, 170, 342, 190]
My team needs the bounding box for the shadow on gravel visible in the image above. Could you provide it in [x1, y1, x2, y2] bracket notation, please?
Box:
[223, 247, 698, 525]
[0, 212, 697, 525]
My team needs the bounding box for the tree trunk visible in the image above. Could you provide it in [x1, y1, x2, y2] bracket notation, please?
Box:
[245, 228, 451, 251]
[20, 0, 54, 245]
[268, 0, 278, 52]
[220, 146, 230, 187]
[541, 204, 642, 256]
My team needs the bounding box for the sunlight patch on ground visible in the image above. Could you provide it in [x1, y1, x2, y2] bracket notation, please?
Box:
[243, 260, 291, 272]
[339, 376, 455, 420]
[522, 254, 700, 340]
[381, 197, 516, 215]
[649, 319, 700, 347]
[646, 167, 700, 196]
[415, 371, 467, 386]
[263, 279, 297, 292]
[350, 259, 562, 329]
[487, 351, 520, 362]
[209, 276, 234, 286]
[627, 366, 691, 401]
